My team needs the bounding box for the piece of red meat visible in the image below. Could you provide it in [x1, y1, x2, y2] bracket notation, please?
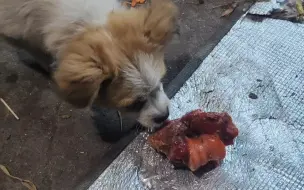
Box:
[181, 110, 239, 145]
[148, 119, 188, 155]
[148, 109, 238, 172]
[167, 134, 226, 171]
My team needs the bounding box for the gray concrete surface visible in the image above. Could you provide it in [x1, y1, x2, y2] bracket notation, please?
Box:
[0, 1, 252, 189]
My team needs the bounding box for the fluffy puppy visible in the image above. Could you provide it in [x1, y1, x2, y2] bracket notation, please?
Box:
[0, 0, 178, 128]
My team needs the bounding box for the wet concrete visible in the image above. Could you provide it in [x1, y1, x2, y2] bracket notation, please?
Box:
[0, 1, 252, 190]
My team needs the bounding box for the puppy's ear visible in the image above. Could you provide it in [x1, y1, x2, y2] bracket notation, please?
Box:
[144, 0, 178, 46]
[53, 28, 120, 108]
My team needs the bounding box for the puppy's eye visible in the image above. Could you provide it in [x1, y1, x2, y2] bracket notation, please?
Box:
[126, 97, 147, 112]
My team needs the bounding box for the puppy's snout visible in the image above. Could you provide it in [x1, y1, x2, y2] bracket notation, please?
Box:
[153, 109, 169, 124]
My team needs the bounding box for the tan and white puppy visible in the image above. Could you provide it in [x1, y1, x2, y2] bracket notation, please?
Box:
[0, 0, 178, 129]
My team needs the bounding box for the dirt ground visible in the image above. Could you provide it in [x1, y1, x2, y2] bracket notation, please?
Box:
[0, 1, 252, 190]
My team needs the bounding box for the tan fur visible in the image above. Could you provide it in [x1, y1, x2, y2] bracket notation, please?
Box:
[54, 27, 126, 107]
[103, 0, 177, 108]
[106, 0, 178, 57]
[0, 0, 53, 48]
[54, 0, 178, 109]
[0, 0, 178, 124]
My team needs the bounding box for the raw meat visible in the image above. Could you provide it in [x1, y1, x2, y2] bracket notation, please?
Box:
[148, 109, 238, 171]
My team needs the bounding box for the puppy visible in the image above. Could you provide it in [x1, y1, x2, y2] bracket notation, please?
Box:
[0, 0, 178, 129]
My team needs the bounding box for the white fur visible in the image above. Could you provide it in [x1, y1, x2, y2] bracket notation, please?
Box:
[123, 52, 164, 91]
[123, 52, 170, 128]
[44, 0, 124, 55]
[0, 0, 124, 56]
[138, 83, 170, 128]
[0, 0, 171, 129]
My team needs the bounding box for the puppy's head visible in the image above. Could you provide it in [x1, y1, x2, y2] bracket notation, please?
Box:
[103, 51, 169, 129]
[54, 0, 178, 129]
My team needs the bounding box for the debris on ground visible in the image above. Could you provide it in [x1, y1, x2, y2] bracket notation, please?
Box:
[131, 0, 145, 7]
[221, 2, 239, 17]
[215, 0, 304, 21]
[213, 0, 270, 18]
[0, 164, 37, 190]
[122, 0, 146, 8]
[271, 0, 304, 22]
[296, 0, 304, 17]
[0, 98, 19, 120]
[61, 114, 71, 119]
[248, 0, 304, 23]
[297, 0, 304, 13]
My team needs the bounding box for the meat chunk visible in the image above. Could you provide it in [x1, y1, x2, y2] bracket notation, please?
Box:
[148, 109, 238, 171]
[167, 134, 226, 171]
[181, 110, 238, 145]
[186, 134, 226, 171]
[148, 119, 188, 155]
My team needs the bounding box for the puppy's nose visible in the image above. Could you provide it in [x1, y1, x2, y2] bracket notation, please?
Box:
[153, 109, 169, 124]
